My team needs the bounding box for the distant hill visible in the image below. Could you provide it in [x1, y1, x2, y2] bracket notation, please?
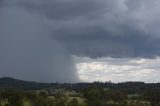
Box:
[0, 77, 160, 94]
[0, 77, 53, 90]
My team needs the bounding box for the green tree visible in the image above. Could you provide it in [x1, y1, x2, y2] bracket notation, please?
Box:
[143, 90, 160, 106]
[68, 98, 79, 106]
[105, 90, 127, 106]
[39, 91, 48, 99]
[25, 91, 39, 106]
[46, 98, 55, 106]
[82, 87, 104, 106]
[54, 92, 68, 106]
[1, 90, 24, 106]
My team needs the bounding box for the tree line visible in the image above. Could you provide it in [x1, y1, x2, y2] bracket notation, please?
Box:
[1, 77, 160, 94]
[0, 87, 160, 106]
[82, 87, 160, 106]
[0, 90, 79, 106]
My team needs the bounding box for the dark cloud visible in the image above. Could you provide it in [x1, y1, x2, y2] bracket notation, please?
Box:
[0, 1, 79, 82]
[54, 25, 160, 58]
[1, 0, 160, 82]
[16, 0, 159, 58]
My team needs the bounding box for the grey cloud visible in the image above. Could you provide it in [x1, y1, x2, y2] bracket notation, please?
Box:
[4, 0, 160, 58]
[1, 0, 160, 82]
[4, 0, 107, 20]
[32, 0, 160, 58]
[0, 2, 79, 82]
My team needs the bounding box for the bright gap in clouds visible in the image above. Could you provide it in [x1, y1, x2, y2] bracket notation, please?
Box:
[73, 56, 160, 83]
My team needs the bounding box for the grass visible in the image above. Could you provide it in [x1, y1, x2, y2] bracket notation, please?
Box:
[23, 101, 30, 106]
[69, 97, 86, 106]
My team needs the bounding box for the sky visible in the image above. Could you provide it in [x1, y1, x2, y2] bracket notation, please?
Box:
[0, 0, 160, 82]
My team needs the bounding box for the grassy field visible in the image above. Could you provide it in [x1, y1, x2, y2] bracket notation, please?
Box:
[23, 101, 30, 106]
[0, 97, 85, 106]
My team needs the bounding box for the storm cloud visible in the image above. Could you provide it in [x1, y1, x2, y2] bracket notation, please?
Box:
[0, 0, 160, 82]
[0, 0, 78, 82]
[6, 0, 160, 58]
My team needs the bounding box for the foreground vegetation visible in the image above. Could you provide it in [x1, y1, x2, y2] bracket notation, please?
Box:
[0, 87, 160, 106]
[0, 78, 160, 106]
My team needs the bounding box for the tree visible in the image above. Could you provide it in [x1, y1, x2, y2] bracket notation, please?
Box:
[143, 90, 160, 106]
[54, 92, 68, 106]
[82, 87, 104, 106]
[25, 91, 39, 106]
[1, 90, 24, 106]
[105, 90, 127, 106]
[39, 91, 48, 99]
[68, 98, 78, 106]
[25, 91, 52, 106]
[46, 98, 55, 106]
